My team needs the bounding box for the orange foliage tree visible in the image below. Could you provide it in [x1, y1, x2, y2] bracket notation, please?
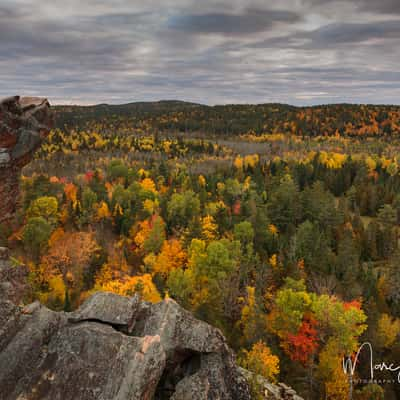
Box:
[146, 238, 187, 277]
[42, 231, 98, 290]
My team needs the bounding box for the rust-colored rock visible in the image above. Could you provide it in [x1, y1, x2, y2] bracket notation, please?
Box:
[0, 96, 53, 222]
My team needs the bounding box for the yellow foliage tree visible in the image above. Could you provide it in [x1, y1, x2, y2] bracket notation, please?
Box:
[243, 176, 251, 191]
[244, 154, 259, 169]
[234, 156, 243, 170]
[97, 201, 111, 221]
[201, 215, 218, 241]
[131, 216, 166, 255]
[365, 156, 377, 173]
[269, 254, 278, 269]
[95, 273, 161, 303]
[113, 203, 123, 217]
[198, 175, 206, 187]
[376, 313, 400, 348]
[38, 275, 66, 309]
[148, 239, 187, 277]
[132, 219, 152, 250]
[237, 286, 267, 345]
[239, 341, 280, 383]
[143, 198, 158, 215]
[318, 340, 349, 400]
[268, 224, 279, 236]
[141, 177, 157, 193]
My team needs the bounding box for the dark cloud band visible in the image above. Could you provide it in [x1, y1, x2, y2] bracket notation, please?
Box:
[168, 8, 300, 35]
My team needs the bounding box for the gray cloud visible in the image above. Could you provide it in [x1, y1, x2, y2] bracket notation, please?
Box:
[310, 20, 400, 44]
[303, 0, 400, 14]
[168, 8, 301, 35]
[253, 19, 400, 50]
[358, 0, 400, 14]
[0, 0, 400, 105]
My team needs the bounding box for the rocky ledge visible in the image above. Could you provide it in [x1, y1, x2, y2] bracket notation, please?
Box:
[0, 247, 251, 400]
[0, 248, 303, 400]
[0, 96, 53, 222]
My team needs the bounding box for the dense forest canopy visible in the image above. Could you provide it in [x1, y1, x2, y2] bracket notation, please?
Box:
[3, 102, 400, 399]
[55, 101, 400, 137]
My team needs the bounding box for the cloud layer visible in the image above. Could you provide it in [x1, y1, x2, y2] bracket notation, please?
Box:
[1, 0, 399, 105]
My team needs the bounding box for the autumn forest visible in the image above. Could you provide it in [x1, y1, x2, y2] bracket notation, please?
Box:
[5, 101, 400, 399]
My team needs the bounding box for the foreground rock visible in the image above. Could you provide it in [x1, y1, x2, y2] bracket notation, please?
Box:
[0, 250, 303, 400]
[0, 285, 250, 399]
[239, 368, 304, 400]
[0, 96, 53, 222]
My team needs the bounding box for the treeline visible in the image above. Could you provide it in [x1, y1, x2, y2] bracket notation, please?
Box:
[55, 101, 400, 137]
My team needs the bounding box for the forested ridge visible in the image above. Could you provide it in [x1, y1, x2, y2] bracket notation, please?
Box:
[3, 102, 400, 399]
[55, 101, 400, 137]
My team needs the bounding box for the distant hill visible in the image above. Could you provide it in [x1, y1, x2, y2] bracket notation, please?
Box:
[54, 101, 400, 136]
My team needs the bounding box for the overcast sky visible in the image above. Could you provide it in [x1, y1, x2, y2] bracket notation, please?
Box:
[1, 0, 400, 105]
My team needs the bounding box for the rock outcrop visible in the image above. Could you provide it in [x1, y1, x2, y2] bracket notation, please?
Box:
[239, 368, 304, 400]
[0, 96, 53, 222]
[0, 249, 304, 400]
[0, 257, 251, 400]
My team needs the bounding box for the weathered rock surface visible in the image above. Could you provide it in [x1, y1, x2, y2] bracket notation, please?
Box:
[0, 250, 303, 400]
[239, 368, 304, 400]
[0, 96, 53, 222]
[0, 259, 251, 399]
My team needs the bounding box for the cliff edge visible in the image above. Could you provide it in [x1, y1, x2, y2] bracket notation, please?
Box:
[0, 96, 53, 222]
[0, 247, 251, 399]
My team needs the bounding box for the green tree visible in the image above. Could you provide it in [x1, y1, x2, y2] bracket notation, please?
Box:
[167, 190, 200, 228]
[27, 196, 58, 224]
[144, 215, 166, 254]
[80, 187, 98, 224]
[23, 217, 53, 261]
[336, 225, 361, 298]
[354, 384, 384, 400]
[268, 175, 301, 233]
[295, 220, 333, 276]
[107, 159, 129, 181]
[234, 221, 254, 247]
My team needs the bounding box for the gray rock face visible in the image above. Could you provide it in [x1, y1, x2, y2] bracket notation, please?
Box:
[239, 368, 304, 400]
[68, 291, 140, 333]
[0, 280, 251, 399]
[0, 251, 304, 400]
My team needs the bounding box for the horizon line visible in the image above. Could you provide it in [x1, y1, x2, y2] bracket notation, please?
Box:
[52, 99, 400, 108]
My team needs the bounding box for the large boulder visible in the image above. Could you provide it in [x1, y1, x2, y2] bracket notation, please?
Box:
[0, 249, 303, 400]
[0, 287, 251, 400]
[0, 96, 53, 222]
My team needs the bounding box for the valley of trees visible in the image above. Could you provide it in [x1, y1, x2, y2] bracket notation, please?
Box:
[3, 103, 400, 399]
